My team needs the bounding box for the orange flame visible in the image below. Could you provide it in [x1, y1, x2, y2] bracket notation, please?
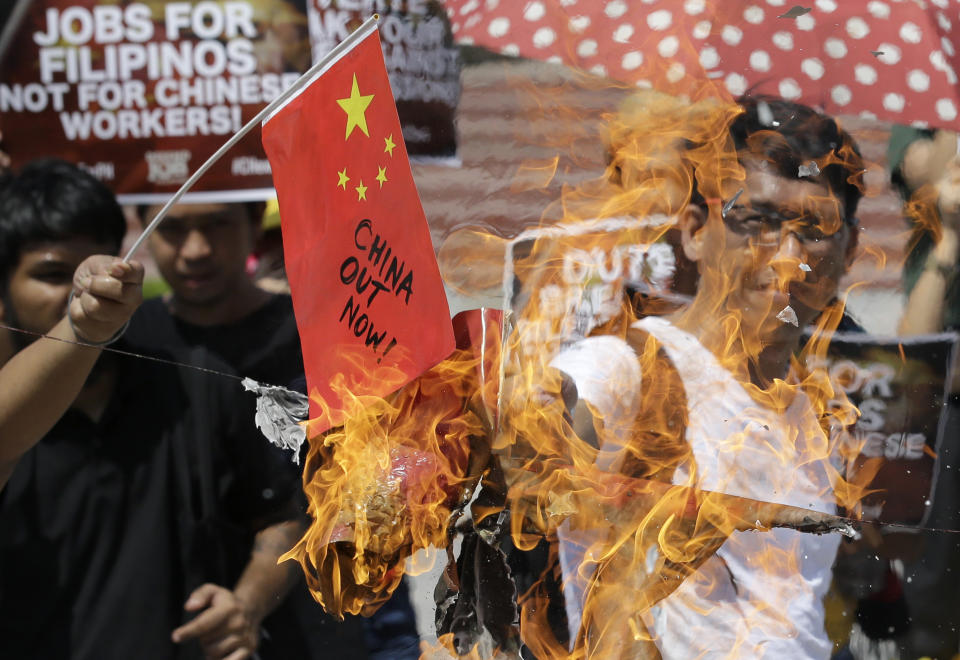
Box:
[281, 340, 495, 616]
[287, 88, 879, 659]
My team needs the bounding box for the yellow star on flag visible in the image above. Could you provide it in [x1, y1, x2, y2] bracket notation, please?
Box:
[337, 168, 350, 189]
[375, 166, 388, 188]
[384, 134, 396, 156]
[337, 74, 374, 140]
[355, 180, 368, 201]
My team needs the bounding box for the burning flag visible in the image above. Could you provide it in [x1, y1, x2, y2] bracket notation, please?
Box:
[261, 18, 455, 434]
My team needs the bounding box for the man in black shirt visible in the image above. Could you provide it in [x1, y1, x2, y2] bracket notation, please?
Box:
[0, 161, 303, 660]
[126, 200, 420, 660]
[127, 201, 325, 659]
[127, 202, 302, 387]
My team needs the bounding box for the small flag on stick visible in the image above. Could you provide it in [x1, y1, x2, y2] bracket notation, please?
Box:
[262, 18, 455, 435]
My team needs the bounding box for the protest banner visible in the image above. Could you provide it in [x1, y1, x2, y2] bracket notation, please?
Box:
[804, 332, 959, 526]
[262, 18, 454, 435]
[0, 0, 458, 203]
[503, 216, 688, 358]
[306, 0, 459, 162]
[0, 0, 312, 203]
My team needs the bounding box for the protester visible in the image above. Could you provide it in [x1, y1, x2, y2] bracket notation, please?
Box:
[127, 201, 300, 387]
[0, 159, 303, 660]
[0, 163, 143, 489]
[125, 200, 419, 659]
[550, 96, 864, 657]
[889, 126, 960, 658]
[895, 127, 960, 336]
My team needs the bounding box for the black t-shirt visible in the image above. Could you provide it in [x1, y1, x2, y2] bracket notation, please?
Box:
[0, 352, 298, 660]
[124, 295, 303, 388]
[123, 294, 373, 659]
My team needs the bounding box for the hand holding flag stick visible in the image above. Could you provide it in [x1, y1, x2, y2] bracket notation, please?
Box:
[122, 15, 381, 263]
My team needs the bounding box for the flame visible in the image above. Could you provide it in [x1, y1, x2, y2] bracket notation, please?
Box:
[281, 333, 497, 616]
[904, 184, 947, 255]
[512, 156, 561, 194]
[286, 87, 880, 658]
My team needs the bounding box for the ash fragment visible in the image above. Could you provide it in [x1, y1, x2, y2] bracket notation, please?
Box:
[840, 524, 862, 540]
[436, 525, 519, 657]
[795, 515, 861, 539]
[776, 306, 799, 327]
[798, 161, 820, 178]
[779, 6, 812, 19]
[722, 188, 744, 218]
[242, 378, 308, 463]
[757, 101, 775, 127]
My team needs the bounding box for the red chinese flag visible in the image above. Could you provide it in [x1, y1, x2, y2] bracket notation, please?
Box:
[262, 22, 454, 435]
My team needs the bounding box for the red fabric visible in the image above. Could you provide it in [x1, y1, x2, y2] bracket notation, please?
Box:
[444, 0, 960, 130]
[262, 28, 455, 434]
[869, 566, 905, 603]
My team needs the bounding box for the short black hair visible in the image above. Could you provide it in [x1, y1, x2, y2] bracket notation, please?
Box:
[0, 159, 125, 291]
[693, 95, 865, 222]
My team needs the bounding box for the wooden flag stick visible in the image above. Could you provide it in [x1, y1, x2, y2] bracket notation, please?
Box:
[123, 14, 380, 263]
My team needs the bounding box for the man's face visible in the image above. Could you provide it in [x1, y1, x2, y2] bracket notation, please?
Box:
[901, 131, 960, 223]
[146, 203, 257, 307]
[1, 238, 117, 341]
[694, 159, 856, 343]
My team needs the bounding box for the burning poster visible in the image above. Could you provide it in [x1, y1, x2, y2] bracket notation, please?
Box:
[503, 216, 687, 359]
[805, 331, 959, 526]
[277, 91, 876, 658]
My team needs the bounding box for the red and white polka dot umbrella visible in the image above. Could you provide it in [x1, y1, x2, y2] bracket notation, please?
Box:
[444, 0, 960, 130]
